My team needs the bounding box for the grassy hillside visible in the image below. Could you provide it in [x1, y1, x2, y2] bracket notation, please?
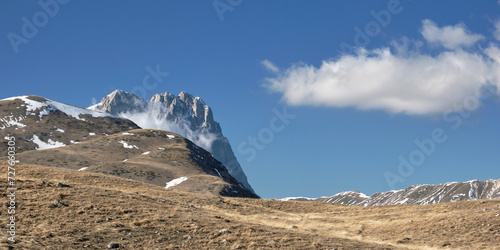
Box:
[15, 129, 257, 198]
[1, 163, 498, 249]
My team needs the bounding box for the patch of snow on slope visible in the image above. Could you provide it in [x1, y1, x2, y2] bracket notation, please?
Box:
[3, 95, 121, 121]
[89, 132, 95, 136]
[0, 116, 27, 129]
[78, 167, 88, 171]
[396, 198, 409, 204]
[119, 140, 138, 149]
[122, 132, 134, 135]
[167, 135, 175, 139]
[357, 192, 370, 198]
[32, 135, 66, 150]
[165, 177, 188, 189]
[56, 128, 65, 133]
[38, 108, 52, 119]
[2, 96, 47, 111]
[142, 151, 150, 155]
[47, 99, 117, 120]
[213, 168, 222, 178]
[469, 182, 477, 200]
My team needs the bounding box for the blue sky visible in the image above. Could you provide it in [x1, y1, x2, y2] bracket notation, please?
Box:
[2, 1, 500, 199]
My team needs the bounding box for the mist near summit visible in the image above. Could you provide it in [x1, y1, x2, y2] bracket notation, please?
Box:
[117, 102, 218, 153]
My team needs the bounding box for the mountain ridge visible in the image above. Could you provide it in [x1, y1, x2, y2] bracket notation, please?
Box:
[283, 179, 500, 206]
[0, 95, 140, 153]
[88, 90, 256, 195]
[0, 95, 257, 198]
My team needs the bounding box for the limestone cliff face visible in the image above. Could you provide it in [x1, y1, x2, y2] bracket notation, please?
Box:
[89, 90, 256, 195]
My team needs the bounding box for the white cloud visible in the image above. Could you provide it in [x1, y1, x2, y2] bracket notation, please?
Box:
[261, 59, 280, 73]
[421, 19, 484, 49]
[263, 19, 500, 116]
[494, 20, 500, 41]
[118, 104, 218, 152]
[264, 44, 500, 115]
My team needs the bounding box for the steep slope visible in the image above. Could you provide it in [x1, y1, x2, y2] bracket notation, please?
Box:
[285, 179, 500, 206]
[89, 90, 255, 195]
[0, 95, 139, 153]
[16, 128, 257, 198]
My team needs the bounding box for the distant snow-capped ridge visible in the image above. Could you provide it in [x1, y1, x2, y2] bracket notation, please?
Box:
[283, 179, 500, 206]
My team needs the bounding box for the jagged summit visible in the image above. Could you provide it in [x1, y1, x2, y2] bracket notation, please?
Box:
[90, 90, 146, 114]
[89, 90, 256, 195]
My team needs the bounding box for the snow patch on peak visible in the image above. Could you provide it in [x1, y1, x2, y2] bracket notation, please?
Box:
[3, 95, 120, 121]
[194, 96, 206, 105]
[48, 100, 115, 121]
[107, 89, 127, 98]
[2, 96, 47, 112]
[357, 192, 370, 198]
[281, 197, 316, 201]
[87, 103, 100, 110]
[333, 191, 369, 198]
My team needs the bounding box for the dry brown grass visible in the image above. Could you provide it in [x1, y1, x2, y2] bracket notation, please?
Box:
[0, 163, 498, 249]
[15, 129, 252, 198]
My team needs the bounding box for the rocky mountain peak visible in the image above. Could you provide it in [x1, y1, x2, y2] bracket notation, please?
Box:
[89, 90, 256, 195]
[92, 90, 145, 114]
